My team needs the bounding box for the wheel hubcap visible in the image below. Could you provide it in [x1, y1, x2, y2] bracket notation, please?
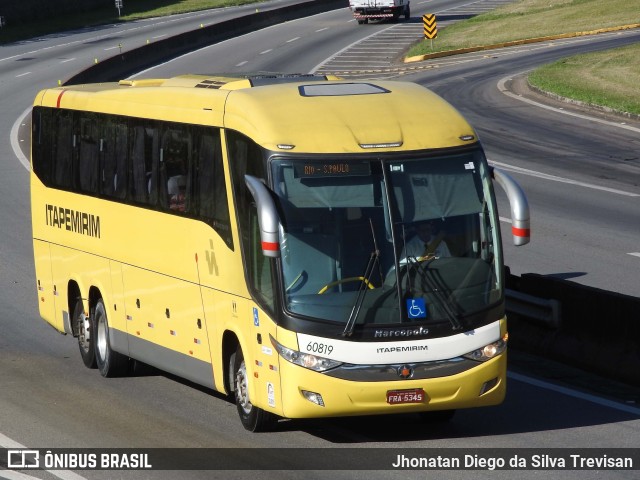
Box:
[236, 361, 252, 414]
[96, 310, 107, 361]
[77, 312, 91, 352]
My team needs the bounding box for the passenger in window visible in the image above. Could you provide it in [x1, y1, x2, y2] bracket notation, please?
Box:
[168, 175, 187, 211]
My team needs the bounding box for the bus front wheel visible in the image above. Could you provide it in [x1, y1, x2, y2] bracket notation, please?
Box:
[94, 299, 129, 377]
[233, 347, 278, 432]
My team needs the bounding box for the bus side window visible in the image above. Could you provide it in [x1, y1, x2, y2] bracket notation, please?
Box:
[195, 129, 232, 248]
[130, 124, 157, 205]
[101, 118, 128, 199]
[32, 107, 53, 186]
[78, 114, 100, 194]
[148, 125, 162, 207]
[53, 110, 76, 190]
[162, 127, 190, 212]
[196, 133, 215, 219]
[113, 123, 129, 199]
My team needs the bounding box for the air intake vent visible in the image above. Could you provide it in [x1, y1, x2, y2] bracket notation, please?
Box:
[195, 79, 227, 89]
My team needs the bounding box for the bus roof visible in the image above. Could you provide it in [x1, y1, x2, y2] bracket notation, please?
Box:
[36, 74, 478, 153]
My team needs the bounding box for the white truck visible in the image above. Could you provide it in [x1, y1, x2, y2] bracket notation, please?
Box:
[349, 0, 410, 24]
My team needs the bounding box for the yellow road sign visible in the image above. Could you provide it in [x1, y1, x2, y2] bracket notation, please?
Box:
[423, 14, 437, 39]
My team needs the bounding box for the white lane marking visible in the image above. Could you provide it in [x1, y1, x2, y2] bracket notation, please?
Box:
[490, 161, 640, 198]
[310, 24, 397, 73]
[11, 108, 31, 171]
[628, 252, 640, 258]
[286, 36, 300, 43]
[0, 432, 88, 480]
[60, 58, 76, 63]
[260, 49, 273, 55]
[235, 60, 248, 67]
[508, 372, 640, 416]
[132, 8, 348, 77]
[15, 72, 31, 77]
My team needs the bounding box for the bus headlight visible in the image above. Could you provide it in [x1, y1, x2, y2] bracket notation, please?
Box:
[270, 335, 342, 372]
[463, 334, 508, 362]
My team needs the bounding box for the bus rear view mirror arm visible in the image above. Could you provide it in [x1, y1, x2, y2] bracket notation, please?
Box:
[491, 167, 530, 246]
[245, 175, 281, 257]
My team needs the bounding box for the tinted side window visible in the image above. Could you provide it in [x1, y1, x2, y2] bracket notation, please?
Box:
[31, 107, 233, 249]
[53, 110, 76, 190]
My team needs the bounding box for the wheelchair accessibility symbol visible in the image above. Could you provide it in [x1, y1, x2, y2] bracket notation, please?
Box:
[406, 298, 427, 319]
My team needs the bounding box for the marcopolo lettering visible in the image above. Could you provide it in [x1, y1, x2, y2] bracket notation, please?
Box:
[374, 326, 429, 338]
[45, 204, 100, 238]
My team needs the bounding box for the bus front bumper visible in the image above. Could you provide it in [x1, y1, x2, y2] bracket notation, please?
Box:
[278, 353, 506, 419]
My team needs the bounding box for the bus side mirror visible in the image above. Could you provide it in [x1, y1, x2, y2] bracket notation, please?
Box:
[491, 167, 530, 246]
[245, 175, 281, 257]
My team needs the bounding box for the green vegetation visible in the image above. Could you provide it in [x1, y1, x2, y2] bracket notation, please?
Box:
[528, 44, 640, 116]
[0, 0, 262, 44]
[408, 0, 640, 56]
[408, 0, 640, 116]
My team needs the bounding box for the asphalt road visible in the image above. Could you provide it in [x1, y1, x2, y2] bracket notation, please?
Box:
[1, 1, 639, 479]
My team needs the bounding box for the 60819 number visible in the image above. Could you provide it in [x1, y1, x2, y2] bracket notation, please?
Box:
[306, 341, 333, 356]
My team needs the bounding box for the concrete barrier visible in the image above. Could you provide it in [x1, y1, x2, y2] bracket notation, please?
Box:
[506, 271, 640, 386]
[65, 0, 349, 85]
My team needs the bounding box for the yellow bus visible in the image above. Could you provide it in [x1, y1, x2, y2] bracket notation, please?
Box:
[31, 74, 530, 431]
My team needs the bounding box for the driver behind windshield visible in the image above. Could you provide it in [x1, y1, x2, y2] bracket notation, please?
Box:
[402, 220, 451, 262]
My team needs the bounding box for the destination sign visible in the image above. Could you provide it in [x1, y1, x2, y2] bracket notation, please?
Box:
[294, 161, 371, 178]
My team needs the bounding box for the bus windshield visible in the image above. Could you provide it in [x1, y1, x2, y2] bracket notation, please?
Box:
[270, 149, 502, 330]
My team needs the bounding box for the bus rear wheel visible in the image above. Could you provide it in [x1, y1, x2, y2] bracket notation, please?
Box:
[94, 299, 129, 377]
[233, 347, 278, 432]
[74, 298, 96, 368]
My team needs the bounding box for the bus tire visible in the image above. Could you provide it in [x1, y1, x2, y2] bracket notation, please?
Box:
[233, 347, 278, 432]
[74, 298, 96, 368]
[94, 299, 129, 378]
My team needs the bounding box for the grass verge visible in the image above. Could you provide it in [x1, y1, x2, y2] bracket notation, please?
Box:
[408, 0, 640, 56]
[528, 44, 640, 116]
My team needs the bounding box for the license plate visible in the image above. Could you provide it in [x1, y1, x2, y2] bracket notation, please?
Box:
[386, 388, 426, 405]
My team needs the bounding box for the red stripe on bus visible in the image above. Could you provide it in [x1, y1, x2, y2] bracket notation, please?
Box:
[512, 226, 530, 237]
[56, 90, 67, 108]
[262, 241, 279, 251]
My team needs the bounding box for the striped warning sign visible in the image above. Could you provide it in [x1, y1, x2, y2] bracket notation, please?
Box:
[423, 14, 437, 39]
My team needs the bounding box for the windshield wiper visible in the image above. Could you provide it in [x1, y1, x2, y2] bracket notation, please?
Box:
[342, 219, 380, 337]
